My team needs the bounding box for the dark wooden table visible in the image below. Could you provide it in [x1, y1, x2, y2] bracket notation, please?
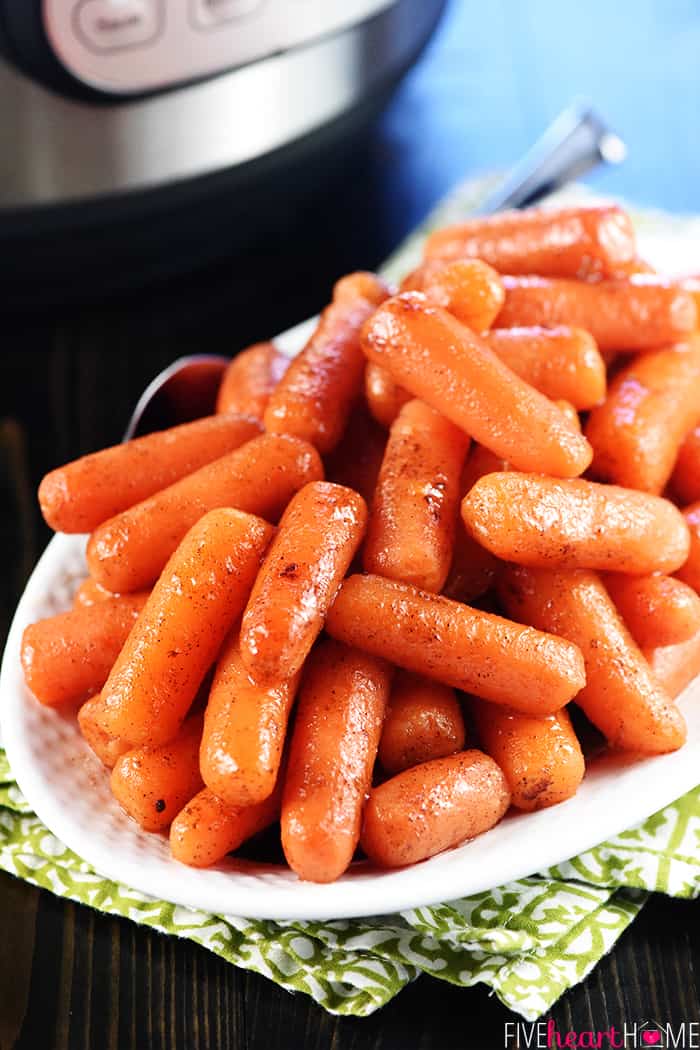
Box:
[3, 2, 700, 1046]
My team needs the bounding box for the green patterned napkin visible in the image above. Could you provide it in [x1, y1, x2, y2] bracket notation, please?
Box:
[2, 749, 699, 1020]
[2, 179, 700, 1021]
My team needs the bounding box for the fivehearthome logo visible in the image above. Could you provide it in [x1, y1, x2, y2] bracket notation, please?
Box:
[504, 1018, 697, 1047]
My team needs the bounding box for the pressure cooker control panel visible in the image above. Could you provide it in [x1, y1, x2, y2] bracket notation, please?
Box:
[42, 0, 396, 95]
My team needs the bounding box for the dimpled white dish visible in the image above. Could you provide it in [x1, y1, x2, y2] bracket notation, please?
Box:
[2, 213, 700, 920]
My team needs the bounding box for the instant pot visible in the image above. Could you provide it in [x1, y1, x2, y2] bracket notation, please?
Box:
[0, 0, 446, 299]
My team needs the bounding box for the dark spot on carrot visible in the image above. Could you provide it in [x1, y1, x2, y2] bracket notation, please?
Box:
[155, 799, 166, 813]
[280, 563, 298, 579]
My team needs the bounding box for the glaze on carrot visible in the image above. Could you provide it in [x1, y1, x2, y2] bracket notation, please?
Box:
[379, 671, 466, 774]
[495, 275, 697, 352]
[264, 272, 389, 453]
[97, 508, 274, 747]
[585, 340, 700, 493]
[361, 750, 510, 868]
[326, 574, 585, 714]
[170, 785, 281, 868]
[200, 629, 301, 807]
[423, 205, 637, 279]
[87, 433, 322, 594]
[462, 473, 691, 575]
[21, 593, 147, 707]
[401, 258, 505, 332]
[470, 700, 585, 811]
[281, 639, 391, 883]
[363, 399, 469, 592]
[240, 481, 366, 686]
[39, 413, 262, 534]
[499, 566, 686, 753]
[110, 715, 204, 832]
[361, 293, 592, 478]
[216, 342, 289, 419]
[605, 573, 700, 649]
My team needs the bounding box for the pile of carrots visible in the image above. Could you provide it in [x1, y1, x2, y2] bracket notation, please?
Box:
[20, 203, 700, 883]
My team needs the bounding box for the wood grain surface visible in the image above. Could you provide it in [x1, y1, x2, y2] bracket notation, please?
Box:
[3, 1, 700, 1044]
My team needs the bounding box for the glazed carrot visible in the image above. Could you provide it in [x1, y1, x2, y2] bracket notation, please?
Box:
[470, 701, 585, 811]
[73, 577, 117, 607]
[670, 425, 700, 505]
[495, 275, 697, 352]
[21, 593, 147, 707]
[216, 342, 289, 419]
[585, 340, 700, 493]
[39, 413, 262, 534]
[281, 639, 391, 883]
[362, 294, 592, 478]
[462, 473, 690, 575]
[482, 327, 606, 409]
[87, 433, 322, 593]
[499, 566, 686, 753]
[605, 573, 700, 648]
[97, 509, 274, 747]
[326, 574, 585, 714]
[676, 502, 700, 593]
[78, 695, 130, 768]
[366, 327, 604, 426]
[554, 400, 581, 431]
[363, 399, 470, 592]
[364, 363, 411, 428]
[324, 403, 386, 505]
[402, 258, 505, 332]
[264, 272, 389, 453]
[424, 205, 637, 279]
[110, 715, 204, 832]
[200, 630, 301, 807]
[361, 750, 510, 868]
[378, 671, 466, 774]
[240, 481, 367, 686]
[170, 785, 281, 868]
[644, 629, 700, 699]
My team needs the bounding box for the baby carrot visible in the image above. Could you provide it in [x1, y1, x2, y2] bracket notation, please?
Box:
[470, 701, 585, 811]
[240, 481, 367, 687]
[39, 413, 262, 534]
[644, 629, 700, 700]
[585, 340, 700, 493]
[482, 326, 606, 409]
[97, 508, 274, 747]
[364, 363, 411, 428]
[78, 695, 130, 768]
[73, 578, 118, 607]
[326, 574, 585, 714]
[462, 473, 690, 575]
[670, 425, 700, 505]
[495, 275, 697, 352]
[216, 342, 289, 419]
[360, 750, 510, 868]
[361, 293, 592, 478]
[423, 205, 637, 279]
[363, 399, 470, 592]
[676, 502, 700, 593]
[200, 630, 301, 807]
[604, 573, 700, 649]
[281, 639, 391, 883]
[378, 671, 466, 774]
[402, 258, 505, 332]
[21, 593, 147, 707]
[110, 715, 204, 832]
[499, 566, 686, 753]
[264, 272, 389, 453]
[365, 326, 605, 426]
[324, 403, 386, 506]
[170, 785, 281, 868]
[87, 433, 322, 594]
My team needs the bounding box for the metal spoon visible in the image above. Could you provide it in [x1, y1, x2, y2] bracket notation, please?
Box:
[124, 101, 626, 440]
